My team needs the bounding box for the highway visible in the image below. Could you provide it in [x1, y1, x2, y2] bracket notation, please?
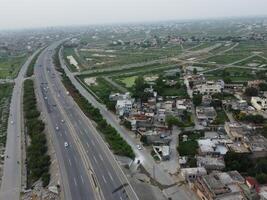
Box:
[35, 43, 139, 200]
[0, 51, 39, 200]
[59, 49, 198, 199]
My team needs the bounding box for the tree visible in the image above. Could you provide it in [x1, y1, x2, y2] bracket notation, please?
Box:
[155, 75, 165, 94]
[193, 94, 202, 106]
[255, 159, 267, 174]
[261, 124, 267, 138]
[256, 173, 267, 184]
[166, 115, 180, 129]
[222, 70, 230, 78]
[223, 77, 232, 84]
[189, 81, 194, 89]
[259, 83, 267, 91]
[224, 151, 253, 173]
[133, 76, 148, 99]
[193, 68, 197, 75]
[245, 87, 258, 97]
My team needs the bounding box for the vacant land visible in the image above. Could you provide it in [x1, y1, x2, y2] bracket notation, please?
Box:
[205, 67, 257, 82]
[0, 83, 13, 145]
[78, 45, 183, 70]
[236, 55, 267, 67]
[0, 56, 27, 79]
[119, 76, 138, 88]
[63, 47, 83, 72]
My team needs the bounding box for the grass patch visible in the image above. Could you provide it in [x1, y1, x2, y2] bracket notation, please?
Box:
[0, 83, 14, 145]
[88, 77, 119, 110]
[0, 55, 27, 79]
[119, 76, 138, 88]
[26, 49, 43, 77]
[212, 109, 229, 125]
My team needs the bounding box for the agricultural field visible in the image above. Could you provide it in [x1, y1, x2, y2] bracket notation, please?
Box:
[77, 44, 183, 70]
[202, 41, 267, 65]
[205, 67, 258, 82]
[0, 83, 13, 145]
[119, 76, 138, 88]
[63, 47, 84, 72]
[0, 55, 27, 79]
[235, 55, 267, 67]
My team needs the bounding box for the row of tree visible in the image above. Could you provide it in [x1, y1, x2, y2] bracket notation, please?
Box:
[23, 79, 50, 187]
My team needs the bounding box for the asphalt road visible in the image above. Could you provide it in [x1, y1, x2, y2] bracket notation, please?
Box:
[0, 51, 39, 200]
[59, 49, 198, 200]
[35, 43, 138, 200]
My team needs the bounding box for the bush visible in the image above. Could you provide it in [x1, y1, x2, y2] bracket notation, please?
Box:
[26, 50, 43, 77]
[41, 173, 51, 187]
[178, 140, 198, 156]
[23, 79, 50, 187]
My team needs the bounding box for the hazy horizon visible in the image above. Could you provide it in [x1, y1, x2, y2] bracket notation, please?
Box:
[0, 0, 267, 30]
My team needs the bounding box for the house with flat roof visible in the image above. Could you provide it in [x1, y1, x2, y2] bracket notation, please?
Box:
[251, 96, 267, 111]
[196, 106, 217, 125]
[197, 156, 225, 171]
[194, 172, 247, 200]
[181, 167, 207, 182]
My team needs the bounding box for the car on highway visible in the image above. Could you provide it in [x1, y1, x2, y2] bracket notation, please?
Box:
[55, 126, 59, 131]
[11, 120, 14, 125]
[61, 119, 65, 123]
[136, 144, 142, 150]
[64, 142, 69, 148]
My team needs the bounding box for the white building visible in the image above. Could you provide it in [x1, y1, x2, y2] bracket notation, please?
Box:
[194, 80, 224, 95]
[251, 96, 267, 111]
[116, 99, 133, 116]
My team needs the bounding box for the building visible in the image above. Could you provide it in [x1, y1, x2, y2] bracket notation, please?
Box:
[116, 99, 133, 116]
[196, 106, 217, 125]
[194, 81, 224, 95]
[224, 122, 250, 142]
[247, 80, 265, 88]
[251, 96, 267, 111]
[197, 139, 228, 156]
[109, 92, 131, 101]
[197, 156, 225, 171]
[181, 167, 207, 182]
[194, 172, 247, 200]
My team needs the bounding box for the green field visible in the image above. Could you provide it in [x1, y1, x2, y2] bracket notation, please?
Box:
[0, 83, 14, 145]
[78, 45, 183, 70]
[119, 76, 138, 88]
[236, 55, 267, 67]
[63, 47, 83, 72]
[204, 53, 250, 64]
[0, 56, 27, 79]
[205, 67, 257, 82]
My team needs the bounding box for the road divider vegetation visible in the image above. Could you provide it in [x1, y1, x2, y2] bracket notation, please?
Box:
[26, 49, 43, 77]
[23, 79, 51, 187]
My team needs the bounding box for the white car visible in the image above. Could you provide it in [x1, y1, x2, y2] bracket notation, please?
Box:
[55, 126, 59, 131]
[136, 144, 142, 150]
[64, 142, 69, 148]
[61, 119, 65, 123]
[11, 120, 14, 125]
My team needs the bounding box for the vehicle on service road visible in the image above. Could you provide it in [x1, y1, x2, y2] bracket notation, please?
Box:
[64, 142, 69, 148]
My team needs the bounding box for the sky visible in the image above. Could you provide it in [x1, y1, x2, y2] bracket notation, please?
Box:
[0, 0, 266, 30]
